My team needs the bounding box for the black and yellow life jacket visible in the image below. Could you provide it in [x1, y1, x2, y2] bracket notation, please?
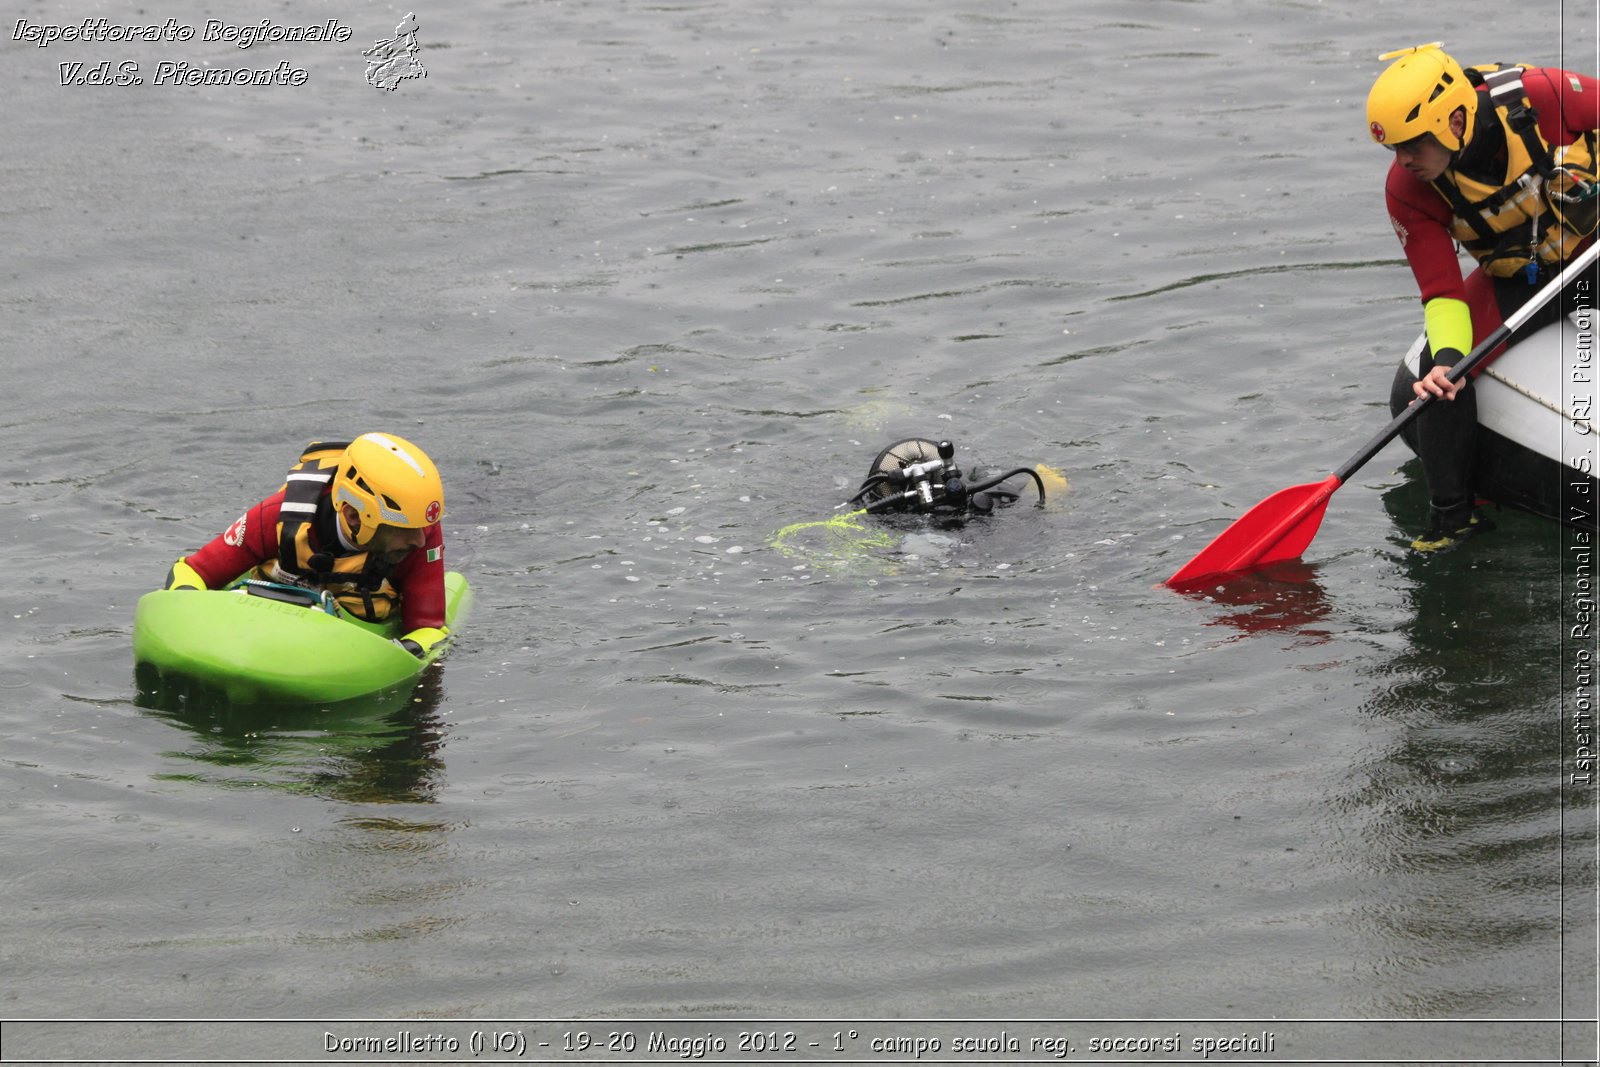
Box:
[245, 441, 402, 622]
[1431, 64, 1598, 278]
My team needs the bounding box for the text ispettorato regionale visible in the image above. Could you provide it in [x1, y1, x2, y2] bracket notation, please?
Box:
[12, 18, 353, 49]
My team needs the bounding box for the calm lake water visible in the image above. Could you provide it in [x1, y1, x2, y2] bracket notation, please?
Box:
[2, 0, 1596, 1062]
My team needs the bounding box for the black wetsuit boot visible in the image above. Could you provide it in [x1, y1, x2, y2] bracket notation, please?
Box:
[1389, 350, 1483, 549]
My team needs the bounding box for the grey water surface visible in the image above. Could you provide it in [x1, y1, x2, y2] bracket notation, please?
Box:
[2, 0, 1596, 1062]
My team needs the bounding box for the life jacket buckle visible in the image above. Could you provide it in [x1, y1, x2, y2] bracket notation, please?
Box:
[1504, 101, 1539, 137]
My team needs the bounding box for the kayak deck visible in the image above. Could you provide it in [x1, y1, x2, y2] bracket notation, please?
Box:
[133, 571, 470, 706]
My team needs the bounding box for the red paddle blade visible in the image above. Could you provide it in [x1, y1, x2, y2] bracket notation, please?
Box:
[1165, 474, 1342, 587]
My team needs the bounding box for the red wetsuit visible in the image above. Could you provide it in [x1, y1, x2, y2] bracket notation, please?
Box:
[184, 489, 447, 632]
[1383, 65, 1600, 341]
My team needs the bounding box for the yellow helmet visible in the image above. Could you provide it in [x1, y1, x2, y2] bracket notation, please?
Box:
[331, 432, 444, 547]
[1367, 43, 1477, 152]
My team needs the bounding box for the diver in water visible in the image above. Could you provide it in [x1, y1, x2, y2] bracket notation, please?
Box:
[768, 438, 1053, 566]
[845, 438, 1046, 517]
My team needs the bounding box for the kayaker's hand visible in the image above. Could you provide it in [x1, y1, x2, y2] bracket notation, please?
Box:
[164, 559, 208, 591]
[394, 626, 449, 659]
[1413, 352, 1462, 402]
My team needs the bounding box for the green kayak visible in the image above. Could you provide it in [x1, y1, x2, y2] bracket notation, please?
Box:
[133, 571, 471, 705]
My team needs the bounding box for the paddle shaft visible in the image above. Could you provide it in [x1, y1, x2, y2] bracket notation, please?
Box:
[1332, 240, 1598, 488]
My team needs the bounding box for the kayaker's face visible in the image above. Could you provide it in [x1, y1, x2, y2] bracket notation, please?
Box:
[1386, 106, 1467, 184]
[369, 522, 427, 565]
[1391, 134, 1452, 181]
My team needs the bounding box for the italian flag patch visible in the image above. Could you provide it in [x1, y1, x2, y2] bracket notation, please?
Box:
[427, 547, 442, 563]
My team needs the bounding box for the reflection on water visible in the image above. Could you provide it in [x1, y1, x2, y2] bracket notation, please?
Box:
[1173, 559, 1336, 643]
[137, 668, 452, 804]
[1322, 476, 1574, 1014]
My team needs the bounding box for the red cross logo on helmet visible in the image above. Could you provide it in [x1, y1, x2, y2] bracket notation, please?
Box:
[1370, 121, 1386, 143]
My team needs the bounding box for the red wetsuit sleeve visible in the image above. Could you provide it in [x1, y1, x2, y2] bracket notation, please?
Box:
[391, 523, 447, 632]
[1384, 161, 1464, 306]
[1523, 67, 1600, 142]
[183, 493, 285, 589]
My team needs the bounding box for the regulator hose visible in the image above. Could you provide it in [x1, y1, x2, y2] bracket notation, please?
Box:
[965, 467, 1047, 505]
